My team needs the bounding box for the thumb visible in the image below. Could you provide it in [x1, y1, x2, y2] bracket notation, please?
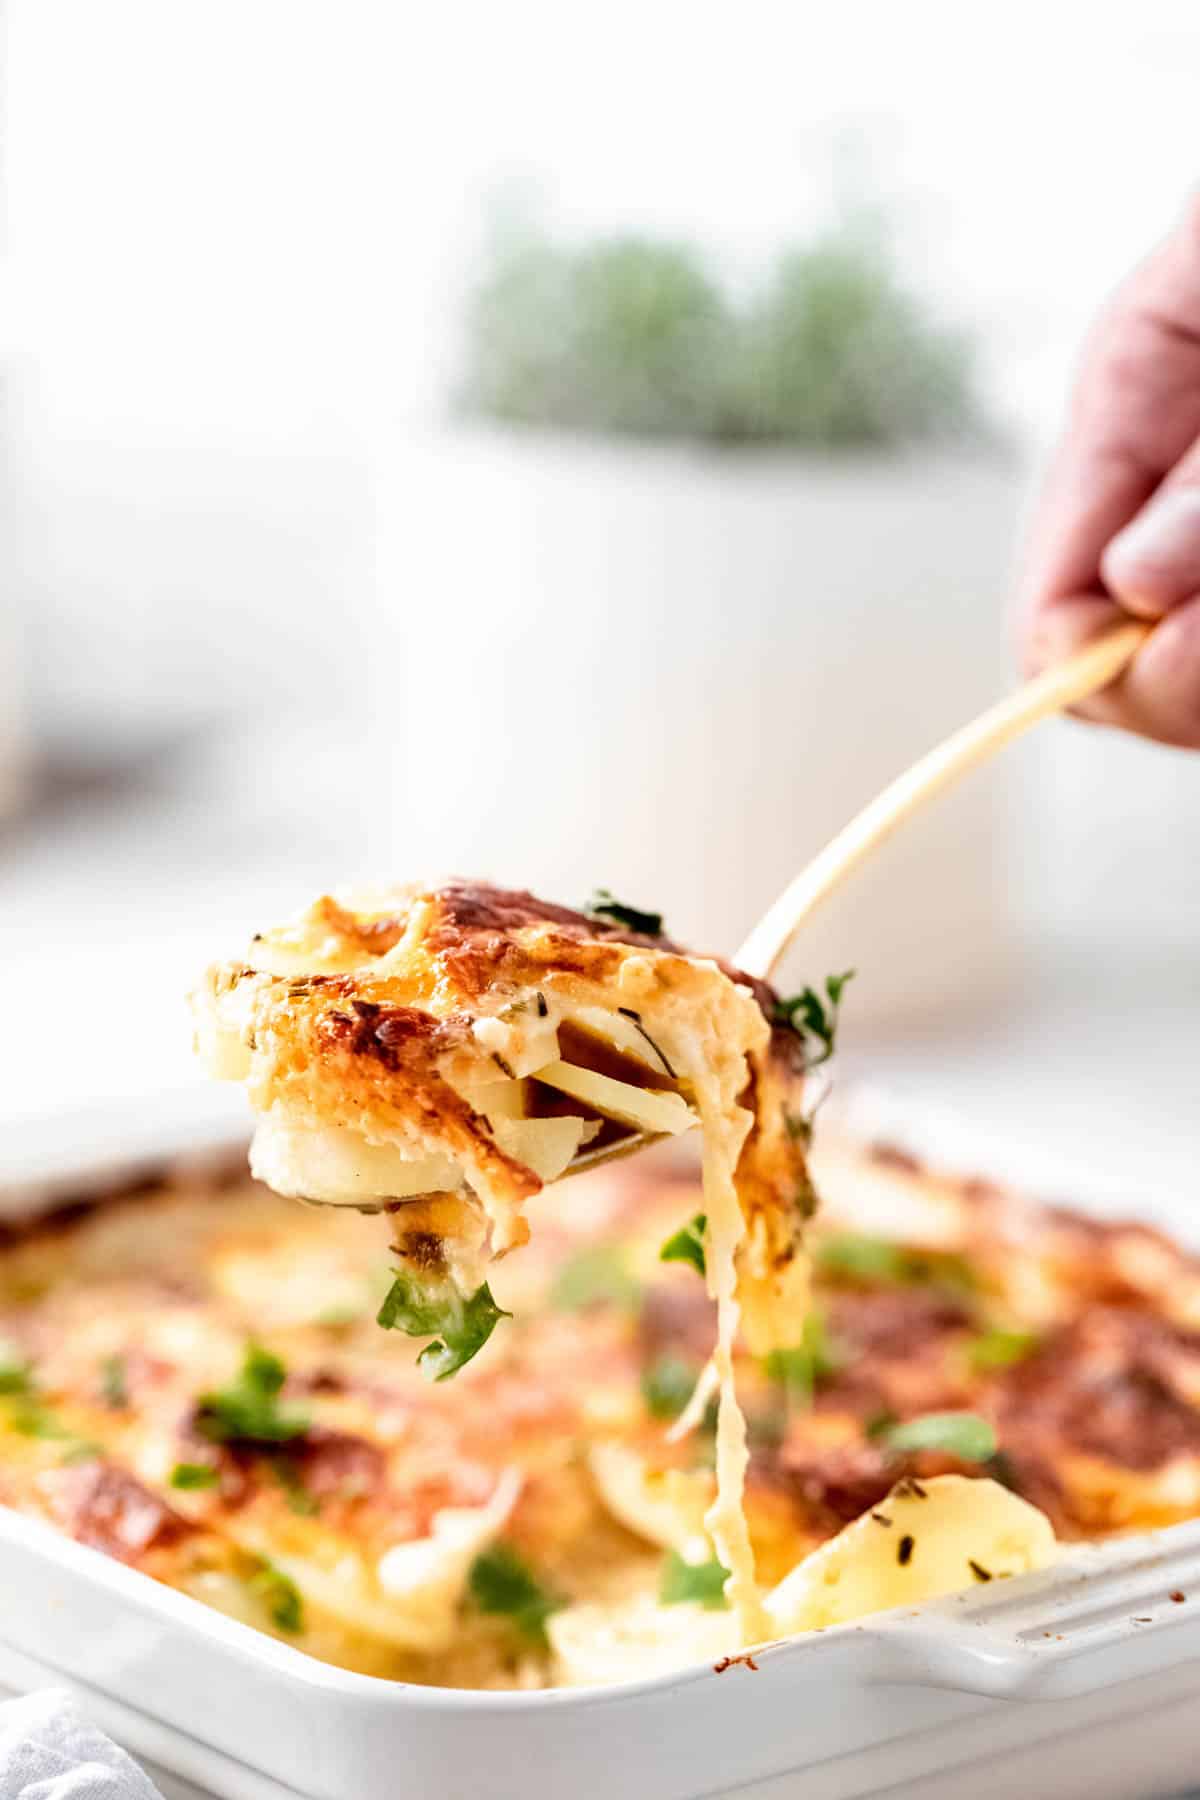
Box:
[1102, 437, 1200, 616]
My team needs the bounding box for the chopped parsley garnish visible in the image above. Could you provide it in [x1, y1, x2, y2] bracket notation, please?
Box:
[816, 1234, 911, 1284]
[765, 1310, 843, 1402]
[270, 1454, 319, 1516]
[100, 1354, 128, 1409]
[880, 1411, 997, 1463]
[773, 970, 855, 1067]
[583, 889, 664, 938]
[11, 1403, 72, 1440]
[171, 1462, 220, 1491]
[195, 1346, 309, 1447]
[641, 1354, 704, 1422]
[1, 1363, 98, 1458]
[0, 1343, 32, 1397]
[659, 1550, 730, 1611]
[550, 1246, 641, 1314]
[815, 1233, 975, 1294]
[660, 1213, 707, 1279]
[468, 1544, 561, 1646]
[376, 1272, 509, 1381]
[968, 1328, 1040, 1372]
[251, 1561, 304, 1633]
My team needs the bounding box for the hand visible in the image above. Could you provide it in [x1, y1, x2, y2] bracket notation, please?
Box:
[1020, 194, 1200, 748]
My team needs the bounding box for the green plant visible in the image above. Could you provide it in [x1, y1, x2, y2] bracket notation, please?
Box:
[734, 237, 977, 445]
[458, 220, 982, 448]
[461, 235, 731, 437]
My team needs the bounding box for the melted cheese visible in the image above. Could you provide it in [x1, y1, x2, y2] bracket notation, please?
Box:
[560, 966, 776, 1646]
[690, 1061, 771, 1644]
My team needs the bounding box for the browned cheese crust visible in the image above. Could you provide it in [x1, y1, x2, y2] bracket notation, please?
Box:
[196, 881, 812, 1290]
[2, 1135, 1199, 1685]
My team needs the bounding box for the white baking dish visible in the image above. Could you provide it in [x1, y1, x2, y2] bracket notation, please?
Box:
[5, 1126, 1200, 1800]
[3, 1505, 1200, 1800]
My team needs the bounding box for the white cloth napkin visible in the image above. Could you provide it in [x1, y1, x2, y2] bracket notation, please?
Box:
[0, 1691, 163, 1800]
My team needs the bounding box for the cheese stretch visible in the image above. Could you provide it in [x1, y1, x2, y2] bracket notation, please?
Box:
[191, 881, 1056, 1670]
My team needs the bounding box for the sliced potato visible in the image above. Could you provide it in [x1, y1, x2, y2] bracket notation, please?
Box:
[228, 1472, 522, 1654]
[490, 1116, 593, 1183]
[549, 1590, 737, 1687]
[766, 1475, 1056, 1634]
[250, 1116, 460, 1205]
[467, 1076, 530, 1120]
[588, 1443, 711, 1561]
[532, 1062, 697, 1137]
[192, 980, 255, 1081]
[565, 1004, 676, 1076]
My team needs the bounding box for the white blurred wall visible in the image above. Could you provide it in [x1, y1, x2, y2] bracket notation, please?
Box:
[3, 1, 1200, 1181]
[7, 0, 1200, 827]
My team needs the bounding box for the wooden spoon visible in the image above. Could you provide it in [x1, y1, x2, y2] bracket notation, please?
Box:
[734, 619, 1150, 982]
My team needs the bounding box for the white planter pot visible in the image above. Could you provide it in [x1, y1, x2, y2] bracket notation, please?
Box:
[377, 430, 1029, 1029]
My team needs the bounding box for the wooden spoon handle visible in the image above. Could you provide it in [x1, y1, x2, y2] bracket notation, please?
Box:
[735, 620, 1151, 983]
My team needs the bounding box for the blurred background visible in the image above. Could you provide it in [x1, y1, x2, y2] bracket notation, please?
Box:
[2, 1, 1198, 1215]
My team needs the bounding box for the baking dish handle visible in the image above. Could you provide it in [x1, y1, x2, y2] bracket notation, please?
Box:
[854, 1531, 1200, 1700]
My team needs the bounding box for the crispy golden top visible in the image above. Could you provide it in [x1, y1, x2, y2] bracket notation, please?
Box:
[245, 881, 775, 1007]
[1, 1138, 1199, 1686]
[195, 880, 813, 1304]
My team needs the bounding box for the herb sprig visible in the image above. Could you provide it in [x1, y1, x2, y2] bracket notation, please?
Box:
[468, 1544, 561, 1647]
[816, 1233, 975, 1295]
[583, 889, 664, 938]
[773, 970, 855, 1067]
[659, 1550, 730, 1610]
[195, 1346, 309, 1447]
[641, 1355, 705, 1422]
[377, 1273, 509, 1381]
[0, 1342, 32, 1397]
[0, 1346, 99, 1461]
[659, 1213, 707, 1279]
[251, 1561, 304, 1633]
[875, 1411, 997, 1463]
[171, 1462, 220, 1491]
[967, 1329, 1039, 1372]
[765, 1310, 843, 1403]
